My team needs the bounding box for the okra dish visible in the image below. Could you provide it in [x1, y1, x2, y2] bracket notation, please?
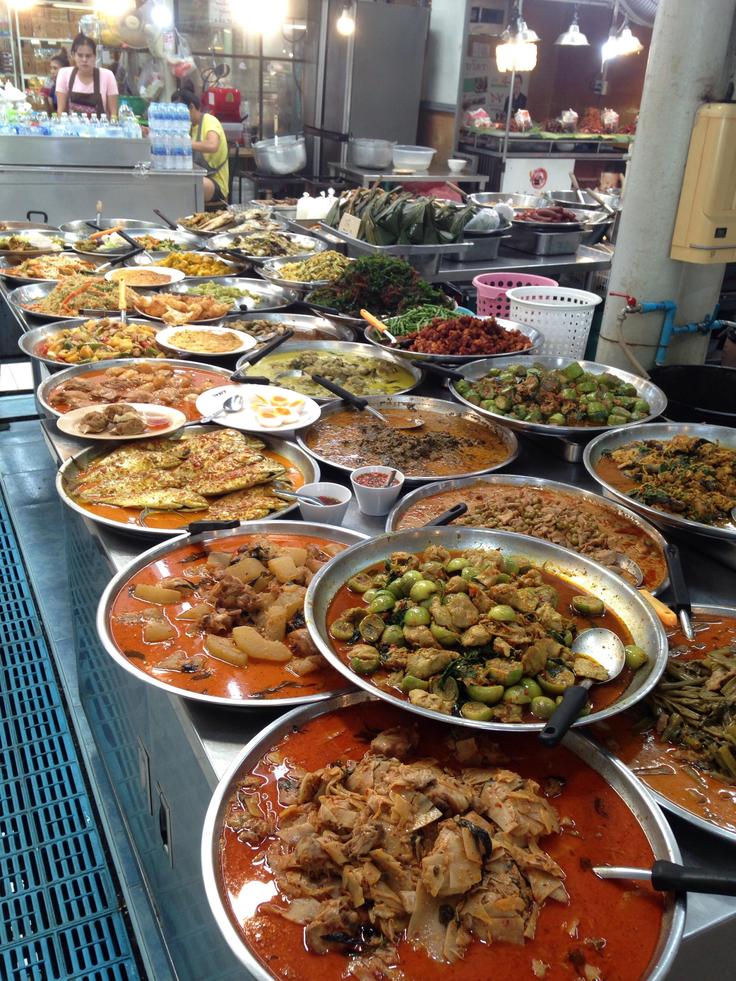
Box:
[454, 361, 652, 428]
[326, 545, 649, 724]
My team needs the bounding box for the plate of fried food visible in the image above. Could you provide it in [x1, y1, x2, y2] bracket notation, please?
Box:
[134, 292, 233, 326]
[57, 402, 186, 440]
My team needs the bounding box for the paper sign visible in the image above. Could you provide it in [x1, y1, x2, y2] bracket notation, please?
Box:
[338, 213, 362, 238]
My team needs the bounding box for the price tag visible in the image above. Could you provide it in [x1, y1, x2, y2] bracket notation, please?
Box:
[338, 213, 362, 238]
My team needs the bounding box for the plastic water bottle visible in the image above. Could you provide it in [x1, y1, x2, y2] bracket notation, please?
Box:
[182, 133, 193, 170]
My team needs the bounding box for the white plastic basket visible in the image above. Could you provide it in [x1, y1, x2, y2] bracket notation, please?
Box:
[506, 286, 602, 358]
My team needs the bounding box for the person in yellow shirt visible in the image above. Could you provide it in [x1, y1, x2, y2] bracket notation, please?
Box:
[172, 89, 229, 203]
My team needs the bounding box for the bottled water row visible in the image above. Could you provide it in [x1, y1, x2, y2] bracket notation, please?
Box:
[0, 103, 142, 139]
[148, 102, 193, 170]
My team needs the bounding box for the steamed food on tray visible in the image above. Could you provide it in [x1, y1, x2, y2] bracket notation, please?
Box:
[327, 544, 647, 723]
[456, 361, 652, 427]
[218, 700, 665, 981]
[601, 612, 736, 839]
[25, 276, 141, 316]
[10, 254, 97, 280]
[246, 350, 416, 398]
[107, 533, 350, 700]
[135, 292, 231, 326]
[596, 434, 736, 526]
[388, 314, 532, 357]
[309, 254, 451, 317]
[304, 407, 512, 478]
[66, 428, 303, 530]
[272, 250, 350, 283]
[47, 362, 229, 420]
[36, 318, 163, 364]
[396, 482, 667, 590]
[159, 252, 234, 277]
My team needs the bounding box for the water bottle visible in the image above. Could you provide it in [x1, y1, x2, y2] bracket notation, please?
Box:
[162, 133, 172, 170]
[182, 133, 193, 170]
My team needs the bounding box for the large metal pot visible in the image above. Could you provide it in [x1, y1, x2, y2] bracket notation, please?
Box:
[253, 135, 307, 175]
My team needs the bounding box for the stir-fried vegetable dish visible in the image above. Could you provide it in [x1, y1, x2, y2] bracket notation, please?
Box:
[187, 282, 259, 304]
[455, 362, 651, 427]
[25, 276, 140, 315]
[328, 546, 645, 723]
[309, 255, 450, 317]
[597, 435, 736, 526]
[385, 305, 463, 335]
[36, 318, 163, 364]
[273, 250, 350, 283]
[159, 252, 234, 276]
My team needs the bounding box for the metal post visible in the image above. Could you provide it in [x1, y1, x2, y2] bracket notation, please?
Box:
[500, 69, 516, 191]
[595, 0, 736, 371]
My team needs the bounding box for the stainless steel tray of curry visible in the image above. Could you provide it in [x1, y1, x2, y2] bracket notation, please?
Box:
[297, 395, 519, 484]
[386, 473, 669, 593]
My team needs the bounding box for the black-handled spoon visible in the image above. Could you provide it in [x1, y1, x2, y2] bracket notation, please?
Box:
[593, 861, 736, 896]
[664, 543, 693, 640]
[154, 209, 179, 230]
[310, 374, 423, 430]
[229, 328, 294, 382]
[85, 221, 141, 255]
[424, 503, 468, 526]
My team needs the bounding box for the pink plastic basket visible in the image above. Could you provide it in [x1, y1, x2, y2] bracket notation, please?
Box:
[473, 272, 558, 319]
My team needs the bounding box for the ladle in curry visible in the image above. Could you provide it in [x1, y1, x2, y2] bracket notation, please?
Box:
[229, 328, 294, 383]
[539, 627, 627, 747]
[664, 542, 693, 640]
[593, 861, 736, 896]
[309, 375, 424, 430]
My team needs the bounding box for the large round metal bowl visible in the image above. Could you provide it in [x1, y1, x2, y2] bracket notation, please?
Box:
[304, 526, 668, 733]
[217, 310, 354, 342]
[56, 426, 320, 539]
[0, 253, 111, 284]
[96, 522, 365, 709]
[166, 277, 299, 314]
[70, 227, 204, 258]
[260, 254, 351, 293]
[583, 422, 736, 543]
[385, 473, 669, 594]
[0, 228, 64, 262]
[297, 394, 518, 483]
[8, 281, 82, 320]
[129, 250, 244, 278]
[60, 218, 166, 235]
[450, 355, 668, 439]
[201, 690, 685, 981]
[19, 318, 162, 368]
[36, 357, 235, 418]
[209, 230, 327, 265]
[468, 191, 547, 209]
[234, 339, 423, 401]
[364, 316, 542, 366]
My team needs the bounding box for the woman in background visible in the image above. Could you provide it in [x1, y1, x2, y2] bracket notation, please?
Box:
[56, 34, 118, 118]
[42, 48, 69, 114]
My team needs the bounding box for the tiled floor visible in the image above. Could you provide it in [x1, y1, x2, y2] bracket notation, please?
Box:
[0, 360, 33, 393]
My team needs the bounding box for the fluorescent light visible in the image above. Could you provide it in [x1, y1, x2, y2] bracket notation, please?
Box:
[336, 4, 355, 36]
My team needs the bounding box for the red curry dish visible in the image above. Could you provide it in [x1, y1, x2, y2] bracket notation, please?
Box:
[218, 701, 665, 981]
[108, 533, 350, 701]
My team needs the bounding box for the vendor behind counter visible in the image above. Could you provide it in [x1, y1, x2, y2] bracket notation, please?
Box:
[172, 89, 229, 204]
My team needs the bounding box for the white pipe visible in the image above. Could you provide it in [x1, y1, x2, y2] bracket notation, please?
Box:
[595, 0, 736, 372]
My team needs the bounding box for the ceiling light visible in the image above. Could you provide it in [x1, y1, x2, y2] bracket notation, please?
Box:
[336, 4, 355, 36]
[617, 23, 644, 56]
[555, 6, 589, 46]
[230, 0, 287, 34]
[496, 3, 540, 73]
[150, 1, 173, 29]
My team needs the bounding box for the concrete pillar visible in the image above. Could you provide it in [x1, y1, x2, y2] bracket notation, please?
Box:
[595, 0, 736, 372]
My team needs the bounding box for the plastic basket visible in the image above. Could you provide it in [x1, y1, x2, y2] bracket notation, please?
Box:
[473, 272, 557, 319]
[506, 285, 602, 358]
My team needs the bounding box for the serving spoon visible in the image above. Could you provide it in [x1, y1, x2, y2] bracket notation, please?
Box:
[194, 393, 244, 426]
[593, 861, 736, 896]
[309, 374, 424, 430]
[360, 308, 398, 344]
[539, 627, 627, 747]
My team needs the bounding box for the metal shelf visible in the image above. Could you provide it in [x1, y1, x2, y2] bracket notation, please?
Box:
[19, 36, 73, 42]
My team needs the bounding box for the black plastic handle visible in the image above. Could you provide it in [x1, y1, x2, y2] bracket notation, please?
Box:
[26, 210, 49, 223]
[410, 360, 466, 381]
[539, 684, 590, 747]
[424, 503, 468, 527]
[154, 209, 178, 230]
[236, 328, 294, 367]
[651, 861, 736, 896]
[229, 374, 270, 385]
[187, 519, 240, 535]
[107, 247, 144, 268]
[664, 543, 691, 615]
[296, 298, 343, 317]
[310, 374, 367, 410]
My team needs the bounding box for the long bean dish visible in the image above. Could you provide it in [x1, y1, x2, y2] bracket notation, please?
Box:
[327, 545, 646, 724]
[108, 532, 349, 700]
[304, 408, 513, 478]
[395, 482, 667, 590]
[600, 612, 736, 838]
[36, 319, 163, 364]
[47, 361, 229, 420]
[25, 276, 141, 316]
[456, 362, 651, 427]
[219, 701, 665, 981]
[272, 251, 350, 283]
[595, 435, 736, 526]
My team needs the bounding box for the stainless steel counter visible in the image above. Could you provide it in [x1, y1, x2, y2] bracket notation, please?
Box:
[432, 243, 613, 286]
[328, 160, 490, 188]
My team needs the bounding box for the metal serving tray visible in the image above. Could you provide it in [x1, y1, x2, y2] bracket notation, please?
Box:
[8, 281, 104, 321]
[0, 228, 64, 261]
[36, 356, 235, 419]
[259, 254, 349, 293]
[234, 339, 423, 402]
[129, 251, 244, 278]
[363, 316, 542, 366]
[208, 231, 327, 265]
[19, 317, 162, 368]
[318, 221, 473, 277]
[60, 218, 165, 235]
[449, 355, 668, 440]
[168, 277, 299, 312]
[217, 310, 354, 342]
[296, 394, 519, 483]
[95, 522, 366, 710]
[70, 227, 204, 258]
[0, 254, 110, 284]
[583, 422, 736, 545]
[385, 472, 669, 594]
[56, 425, 320, 539]
[506, 226, 583, 255]
[201, 690, 685, 981]
[304, 526, 668, 733]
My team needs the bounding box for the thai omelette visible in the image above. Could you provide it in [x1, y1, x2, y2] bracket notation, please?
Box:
[68, 429, 286, 512]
